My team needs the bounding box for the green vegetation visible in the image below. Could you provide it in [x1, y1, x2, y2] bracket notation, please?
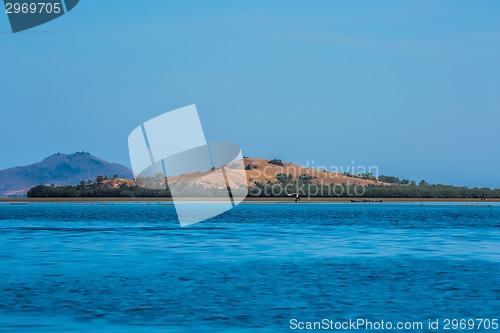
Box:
[248, 175, 500, 198]
[377, 175, 416, 185]
[248, 183, 500, 198]
[27, 175, 500, 199]
[377, 175, 401, 184]
[362, 184, 499, 198]
[28, 184, 172, 198]
[245, 163, 257, 170]
[28, 176, 171, 198]
[268, 159, 284, 166]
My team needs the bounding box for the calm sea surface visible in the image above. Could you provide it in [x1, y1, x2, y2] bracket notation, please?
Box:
[0, 202, 498, 332]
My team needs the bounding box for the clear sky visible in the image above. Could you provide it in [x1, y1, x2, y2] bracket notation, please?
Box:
[1, 1, 499, 187]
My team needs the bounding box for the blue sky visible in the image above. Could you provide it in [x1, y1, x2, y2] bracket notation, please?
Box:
[1, 1, 499, 187]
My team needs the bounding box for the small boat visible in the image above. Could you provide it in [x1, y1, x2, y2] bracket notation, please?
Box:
[350, 199, 383, 203]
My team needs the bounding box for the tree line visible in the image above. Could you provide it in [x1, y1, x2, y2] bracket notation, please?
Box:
[27, 175, 500, 198]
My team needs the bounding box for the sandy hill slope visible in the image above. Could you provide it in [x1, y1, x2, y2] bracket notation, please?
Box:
[244, 158, 384, 186]
[158, 158, 385, 189]
[0, 152, 132, 197]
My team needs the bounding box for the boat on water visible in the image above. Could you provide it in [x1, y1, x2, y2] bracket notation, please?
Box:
[350, 199, 383, 203]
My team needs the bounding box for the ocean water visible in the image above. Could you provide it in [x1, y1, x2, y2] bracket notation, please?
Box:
[0, 202, 498, 332]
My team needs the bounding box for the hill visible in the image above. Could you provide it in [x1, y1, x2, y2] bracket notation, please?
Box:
[0, 152, 132, 197]
[148, 158, 384, 190]
[244, 158, 383, 186]
[128, 157, 384, 191]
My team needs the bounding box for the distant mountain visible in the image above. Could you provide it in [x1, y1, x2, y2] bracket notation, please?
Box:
[0, 152, 133, 197]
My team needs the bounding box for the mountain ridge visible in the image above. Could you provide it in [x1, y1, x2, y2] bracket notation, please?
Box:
[0, 152, 133, 197]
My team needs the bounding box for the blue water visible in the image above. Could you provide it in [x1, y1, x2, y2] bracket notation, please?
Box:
[0, 202, 498, 332]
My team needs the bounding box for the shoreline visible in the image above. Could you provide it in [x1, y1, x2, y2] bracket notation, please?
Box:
[1, 197, 499, 203]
